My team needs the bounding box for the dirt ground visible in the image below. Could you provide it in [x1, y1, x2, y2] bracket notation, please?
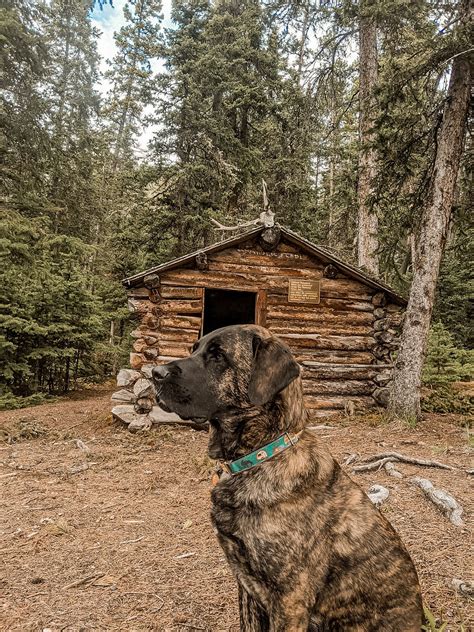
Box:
[1, 387, 472, 632]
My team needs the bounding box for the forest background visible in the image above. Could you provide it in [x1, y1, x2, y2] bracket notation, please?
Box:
[1, 0, 472, 413]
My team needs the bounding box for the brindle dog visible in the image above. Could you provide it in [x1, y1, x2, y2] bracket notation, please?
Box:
[152, 325, 423, 631]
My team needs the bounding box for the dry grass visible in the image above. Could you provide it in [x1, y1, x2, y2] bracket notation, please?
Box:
[0, 388, 472, 631]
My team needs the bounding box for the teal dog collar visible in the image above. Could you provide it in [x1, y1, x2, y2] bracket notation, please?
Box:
[221, 430, 303, 475]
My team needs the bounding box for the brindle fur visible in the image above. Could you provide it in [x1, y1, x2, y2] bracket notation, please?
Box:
[152, 325, 423, 631]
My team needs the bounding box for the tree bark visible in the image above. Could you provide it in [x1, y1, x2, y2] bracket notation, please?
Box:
[296, 1, 310, 85]
[357, 1, 379, 276]
[389, 0, 472, 420]
[111, 0, 146, 172]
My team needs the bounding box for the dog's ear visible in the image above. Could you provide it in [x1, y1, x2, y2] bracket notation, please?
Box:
[248, 334, 300, 406]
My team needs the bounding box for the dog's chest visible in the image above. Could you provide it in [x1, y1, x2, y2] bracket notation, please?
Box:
[210, 483, 249, 537]
[210, 483, 263, 557]
[210, 483, 296, 578]
[210, 493, 276, 600]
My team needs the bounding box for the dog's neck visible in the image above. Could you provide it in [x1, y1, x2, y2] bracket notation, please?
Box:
[208, 377, 307, 461]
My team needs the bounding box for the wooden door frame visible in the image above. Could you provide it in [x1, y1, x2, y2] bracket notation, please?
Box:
[199, 287, 267, 336]
[255, 289, 267, 327]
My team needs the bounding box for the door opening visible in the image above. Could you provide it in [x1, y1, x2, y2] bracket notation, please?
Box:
[202, 289, 256, 336]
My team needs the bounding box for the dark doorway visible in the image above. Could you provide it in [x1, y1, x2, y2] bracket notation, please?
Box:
[202, 289, 256, 335]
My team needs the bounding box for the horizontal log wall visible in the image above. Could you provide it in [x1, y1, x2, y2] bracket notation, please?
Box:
[126, 239, 404, 417]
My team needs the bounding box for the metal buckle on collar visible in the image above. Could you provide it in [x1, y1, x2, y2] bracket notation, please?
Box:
[285, 431, 301, 446]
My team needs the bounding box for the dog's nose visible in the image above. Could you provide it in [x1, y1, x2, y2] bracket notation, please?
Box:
[152, 365, 170, 381]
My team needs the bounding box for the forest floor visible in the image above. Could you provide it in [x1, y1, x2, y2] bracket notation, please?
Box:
[0, 386, 472, 632]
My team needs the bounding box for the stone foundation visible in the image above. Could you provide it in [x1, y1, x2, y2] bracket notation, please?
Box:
[111, 367, 181, 432]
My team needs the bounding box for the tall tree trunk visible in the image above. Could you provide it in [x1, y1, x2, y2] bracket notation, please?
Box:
[296, 1, 310, 86]
[112, 84, 133, 168]
[357, 1, 379, 276]
[111, 0, 146, 172]
[51, 1, 72, 233]
[389, 1, 472, 421]
[328, 89, 338, 246]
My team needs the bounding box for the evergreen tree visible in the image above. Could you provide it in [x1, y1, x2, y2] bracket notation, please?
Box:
[148, 0, 315, 255]
[1, 0, 50, 205]
[44, 0, 102, 240]
[103, 0, 163, 169]
[0, 210, 103, 400]
[423, 322, 473, 385]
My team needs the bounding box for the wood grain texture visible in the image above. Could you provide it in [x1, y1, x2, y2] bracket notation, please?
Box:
[128, 240, 405, 413]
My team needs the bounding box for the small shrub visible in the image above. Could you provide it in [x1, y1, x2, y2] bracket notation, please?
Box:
[0, 418, 47, 443]
[422, 605, 448, 631]
[0, 392, 52, 411]
[423, 323, 473, 386]
[422, 385, 474, 415]
[422, 605, 467, 631]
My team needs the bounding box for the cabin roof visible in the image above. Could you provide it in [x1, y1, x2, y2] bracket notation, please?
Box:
[122, 225, 407, 305]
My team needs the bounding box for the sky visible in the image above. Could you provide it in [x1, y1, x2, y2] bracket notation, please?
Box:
[90, 0, 173, 151]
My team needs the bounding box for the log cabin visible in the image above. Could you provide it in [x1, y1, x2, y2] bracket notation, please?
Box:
[112, 225, 406, 429]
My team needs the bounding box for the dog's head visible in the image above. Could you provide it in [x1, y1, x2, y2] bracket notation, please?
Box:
[152, 324, 300, 422]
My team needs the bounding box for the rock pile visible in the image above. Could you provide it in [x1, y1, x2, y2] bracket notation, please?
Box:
[111, 368, 181, 432]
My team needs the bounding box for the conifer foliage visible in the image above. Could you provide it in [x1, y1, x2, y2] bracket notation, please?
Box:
[0, 0, 472, 408]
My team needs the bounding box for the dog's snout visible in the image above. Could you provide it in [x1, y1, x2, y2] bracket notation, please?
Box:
[152, 365, 170, 381]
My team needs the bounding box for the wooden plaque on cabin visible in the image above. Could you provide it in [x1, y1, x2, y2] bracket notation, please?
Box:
[287, 278, 320, 304]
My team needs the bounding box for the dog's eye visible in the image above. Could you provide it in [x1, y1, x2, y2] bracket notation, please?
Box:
[208, 346, 226, 362]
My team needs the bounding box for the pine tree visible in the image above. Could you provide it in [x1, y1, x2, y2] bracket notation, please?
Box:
[389, 0, 472, 420]
[103, 0, 163, 169]
[0, 210, 103, 399]
[357, 0, 379, 275]
[149, 0, 315, 255]
[44, 0, 102, 240]
[1, 0, 50, 204]
[423, 322, 473, 385]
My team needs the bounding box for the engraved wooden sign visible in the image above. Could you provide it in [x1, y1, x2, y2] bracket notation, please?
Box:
[288, 278, 320, 304]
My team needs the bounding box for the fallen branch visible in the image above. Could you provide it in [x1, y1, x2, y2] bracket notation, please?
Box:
[364, 451, 454, 468]
[353, 451, 453, 473]
[384, 462, 404, 478]
[411, 477, 464, 526]
[175, 552, 195, 559]
[343, 453, 359, 466]
[353, 457, 394, 472]
[307, 425, 338, 431]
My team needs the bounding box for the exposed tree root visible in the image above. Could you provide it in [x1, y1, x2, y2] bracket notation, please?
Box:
[411, 477, 464, 527]
[384, 461, 403, 478]
[451, 578, 474, 597]
[352, 451, 454, 473]
[343, 453, 359, 466]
